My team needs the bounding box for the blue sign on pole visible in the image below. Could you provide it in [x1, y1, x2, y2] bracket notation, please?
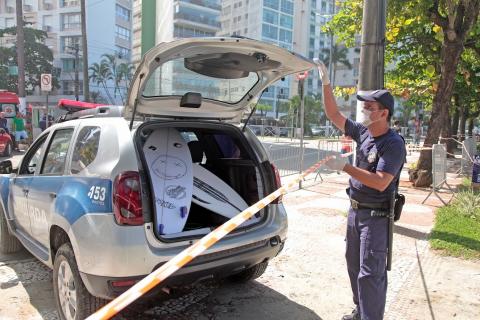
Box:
[472, 155, 480, 184]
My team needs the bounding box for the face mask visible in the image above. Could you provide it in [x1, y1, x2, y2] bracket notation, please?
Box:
[358, 108, 374, 126]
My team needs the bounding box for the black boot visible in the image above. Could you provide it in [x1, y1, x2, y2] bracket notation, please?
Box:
[341, 307, 361, 320]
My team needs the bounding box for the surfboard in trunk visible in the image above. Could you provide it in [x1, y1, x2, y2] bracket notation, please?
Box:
[139, 123, 266, 239]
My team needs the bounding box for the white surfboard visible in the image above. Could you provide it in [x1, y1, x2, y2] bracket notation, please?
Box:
[143, 128, 193, 235]
[192, 163, 249, 219]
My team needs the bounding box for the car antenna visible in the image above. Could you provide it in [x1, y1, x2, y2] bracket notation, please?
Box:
[242, 90, 265, 132]
[129, 73, 144, 130]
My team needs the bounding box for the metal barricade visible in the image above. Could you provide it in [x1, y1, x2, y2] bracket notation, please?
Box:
[263, 138, 346, 179]
[422, 144, 453, 205]
[462, 137, 476, 176]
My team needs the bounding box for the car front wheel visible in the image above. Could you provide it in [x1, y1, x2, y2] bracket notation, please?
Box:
[53, 243, 107, 320]
[0, 210, 22, 254]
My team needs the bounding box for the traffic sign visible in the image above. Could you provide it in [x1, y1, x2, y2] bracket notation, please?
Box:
[41, 73, 52, 92]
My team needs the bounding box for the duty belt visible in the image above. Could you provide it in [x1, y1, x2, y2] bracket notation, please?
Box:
[350, 198, 389, 210]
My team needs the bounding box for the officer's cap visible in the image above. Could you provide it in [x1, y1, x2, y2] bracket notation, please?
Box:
[357, 89, 394, 115]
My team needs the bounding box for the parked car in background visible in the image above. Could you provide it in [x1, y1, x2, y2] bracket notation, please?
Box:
[310, 126, 324, 136]
[279, 127, 289, 137]
[247, 125, 261, 135]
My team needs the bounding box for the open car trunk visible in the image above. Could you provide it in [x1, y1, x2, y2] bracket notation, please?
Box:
[136, 120, 271, 241]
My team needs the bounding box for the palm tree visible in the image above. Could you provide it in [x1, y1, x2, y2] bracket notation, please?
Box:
[88, 61, 114, 104]
[102, 54, 121, 101]
[321, 44, 352, 87]
[89, 91, 108, 104]
[116, 62, 135, 104]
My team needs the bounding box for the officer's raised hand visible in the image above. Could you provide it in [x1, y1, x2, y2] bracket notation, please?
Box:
[325, 155, 347, 171]
[313, 58, 330, 85]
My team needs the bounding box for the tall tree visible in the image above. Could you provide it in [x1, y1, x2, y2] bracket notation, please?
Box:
[89, 54, 135, 105]
[88, 61, 114, 104]
[328, 0, 480, 186]
[0, 26, 60, 93]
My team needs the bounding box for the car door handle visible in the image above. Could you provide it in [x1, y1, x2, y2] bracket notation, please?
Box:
[49, 192, 56, 199]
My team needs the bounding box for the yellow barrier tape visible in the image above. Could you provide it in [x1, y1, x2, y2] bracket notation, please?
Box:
[87, 155, 335, 320]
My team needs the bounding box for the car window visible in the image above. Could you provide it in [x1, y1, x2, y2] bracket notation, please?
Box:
[70, 126, 101, 174]
[19, 136, 48, 175]
[142, 58, 259, 104]
[41, 129, 74, 175]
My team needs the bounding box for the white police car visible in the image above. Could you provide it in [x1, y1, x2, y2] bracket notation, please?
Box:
[0, 37, 316, 320]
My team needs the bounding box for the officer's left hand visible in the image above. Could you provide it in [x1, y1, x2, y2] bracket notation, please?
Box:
[325, 156, 347, 171]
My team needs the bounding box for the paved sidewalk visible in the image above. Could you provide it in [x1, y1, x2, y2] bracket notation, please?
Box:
[280, 156, 480, 319]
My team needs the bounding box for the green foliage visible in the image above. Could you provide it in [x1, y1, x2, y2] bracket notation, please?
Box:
[451, 190, 480, 220]
[0, 26, 59, 93]
[281, 95, 323, 133]
[430, 196, 480, 260]
[327, 0, 480, 118]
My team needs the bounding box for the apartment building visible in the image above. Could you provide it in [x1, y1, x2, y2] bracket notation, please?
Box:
[219, 0, 294, 117]
[0, 0, 133, 104]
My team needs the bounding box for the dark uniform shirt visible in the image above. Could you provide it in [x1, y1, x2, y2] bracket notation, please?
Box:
[345, 118, 406, 203]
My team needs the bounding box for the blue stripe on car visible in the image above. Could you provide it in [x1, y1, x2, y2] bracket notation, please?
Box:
[28, 176, 112, 225]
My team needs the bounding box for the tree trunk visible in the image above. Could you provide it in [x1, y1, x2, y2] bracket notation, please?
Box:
[414, 41, 464, 187]
[102, 82, 115, 104]
[444, 108, 455, 157]
[467, 117, 474, 136]
[459, 106, 467, 139]
[452, 94, 460, 138]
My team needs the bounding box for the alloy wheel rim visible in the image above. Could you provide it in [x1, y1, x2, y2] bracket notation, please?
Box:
[57, 260, 77, 320]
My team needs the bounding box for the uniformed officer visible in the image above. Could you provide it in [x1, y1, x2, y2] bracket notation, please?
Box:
[315, 61, 406, 320]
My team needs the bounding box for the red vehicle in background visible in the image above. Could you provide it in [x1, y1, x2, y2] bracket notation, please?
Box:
[0, 91, 20, 132]
[0, 91, 18, 156]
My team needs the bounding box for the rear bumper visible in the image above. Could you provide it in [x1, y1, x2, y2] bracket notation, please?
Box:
[80, 236, 284, 299]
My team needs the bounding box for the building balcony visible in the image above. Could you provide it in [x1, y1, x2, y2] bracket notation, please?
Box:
[178, 0, 221, 11]
[62, 23, 81, 31]
[174, 12, 221, 29]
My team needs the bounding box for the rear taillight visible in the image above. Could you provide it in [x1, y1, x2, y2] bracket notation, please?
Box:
[113, 171, 144, 226]
[271, 163, 282, 204]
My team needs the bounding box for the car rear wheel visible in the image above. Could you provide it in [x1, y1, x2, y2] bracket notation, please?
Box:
[227, 261, 269, 283]
[53, 243, 107, 320]
[0, 210, 23, 254]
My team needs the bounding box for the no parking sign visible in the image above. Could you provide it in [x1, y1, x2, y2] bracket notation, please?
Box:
[41, 73, 52, 92]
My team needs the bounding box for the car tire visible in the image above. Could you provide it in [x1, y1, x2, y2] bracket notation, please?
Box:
[53, 243, 107, 320]
[0, 210, 23, 254]
[3, 142, 12, 157]
[227, 261, 269, 283]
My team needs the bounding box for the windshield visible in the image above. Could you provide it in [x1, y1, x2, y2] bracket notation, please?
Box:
[142, 58, 259, 104]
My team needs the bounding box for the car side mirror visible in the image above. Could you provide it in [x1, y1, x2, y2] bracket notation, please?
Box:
[0, 160, 13, 174]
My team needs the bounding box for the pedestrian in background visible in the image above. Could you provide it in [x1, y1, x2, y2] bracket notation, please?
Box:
[12, 112, 27, 151]
[315, 60, 406, 320]
[393, 120, 402, 135]
[39, 114, 47, 132]
[0, 112, 8, 133]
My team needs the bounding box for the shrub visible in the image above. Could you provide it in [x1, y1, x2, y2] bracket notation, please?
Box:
[451, 190, 480, 220]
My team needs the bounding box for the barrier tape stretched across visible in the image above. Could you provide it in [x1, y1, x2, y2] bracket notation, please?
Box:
[87, 155, 339, 320]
